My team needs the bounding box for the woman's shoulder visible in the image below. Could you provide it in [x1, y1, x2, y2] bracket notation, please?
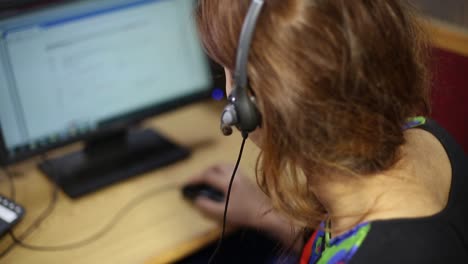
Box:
[414, 118, 468, 214]
[350, 219, 468, 264]
[349, 118, 468, 263]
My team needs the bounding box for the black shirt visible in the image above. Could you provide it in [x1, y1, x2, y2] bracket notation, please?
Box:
[351, 119, 468, 263]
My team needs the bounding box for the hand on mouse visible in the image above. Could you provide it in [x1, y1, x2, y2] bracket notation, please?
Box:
[186, 163, 272, 229]
[186, 163, 307, 252]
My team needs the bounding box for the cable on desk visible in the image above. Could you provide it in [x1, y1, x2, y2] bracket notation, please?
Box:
[7, 183, 178, 252]
[0, 177, 59, 259]
[207, 133, 248, 264]
[0, 156, 57, 257]
[0, 157, 59, 257]
[0, 154, 179, 258]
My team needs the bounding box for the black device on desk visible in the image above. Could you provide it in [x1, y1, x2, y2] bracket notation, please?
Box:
[0, 195, 24, 238]
[0, 0, 219, 198]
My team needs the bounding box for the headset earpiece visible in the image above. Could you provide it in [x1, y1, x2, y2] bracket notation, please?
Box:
[220, 0, 264, 136]
[220, 87, 260, 136]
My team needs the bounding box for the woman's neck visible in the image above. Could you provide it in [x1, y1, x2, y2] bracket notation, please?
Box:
[311, 129, 451, 237]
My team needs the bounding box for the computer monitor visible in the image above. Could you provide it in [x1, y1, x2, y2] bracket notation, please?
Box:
[0, 0, 216, 198]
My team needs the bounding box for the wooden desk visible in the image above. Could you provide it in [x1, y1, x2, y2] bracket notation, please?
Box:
[0, 101, 260, 264]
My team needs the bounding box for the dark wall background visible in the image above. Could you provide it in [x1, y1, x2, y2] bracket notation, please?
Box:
[411, 0, 468, 29]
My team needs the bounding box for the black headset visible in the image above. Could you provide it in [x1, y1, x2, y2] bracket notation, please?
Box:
[220, 0, 264, 137]
[209, 2, 266, 262]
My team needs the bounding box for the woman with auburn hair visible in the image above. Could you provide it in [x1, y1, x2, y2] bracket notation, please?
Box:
[186, 0, 468, 263]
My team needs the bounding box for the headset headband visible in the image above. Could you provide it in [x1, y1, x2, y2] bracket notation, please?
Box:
[234, 0, 265, 91]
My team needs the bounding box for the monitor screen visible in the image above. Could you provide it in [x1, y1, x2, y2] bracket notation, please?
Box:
[0, 0, 213, 164]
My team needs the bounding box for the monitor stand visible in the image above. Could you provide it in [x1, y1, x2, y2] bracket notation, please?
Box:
[38, 128, 190, 198]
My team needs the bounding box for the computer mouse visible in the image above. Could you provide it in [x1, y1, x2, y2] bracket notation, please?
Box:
[182, 183, 225, 203]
